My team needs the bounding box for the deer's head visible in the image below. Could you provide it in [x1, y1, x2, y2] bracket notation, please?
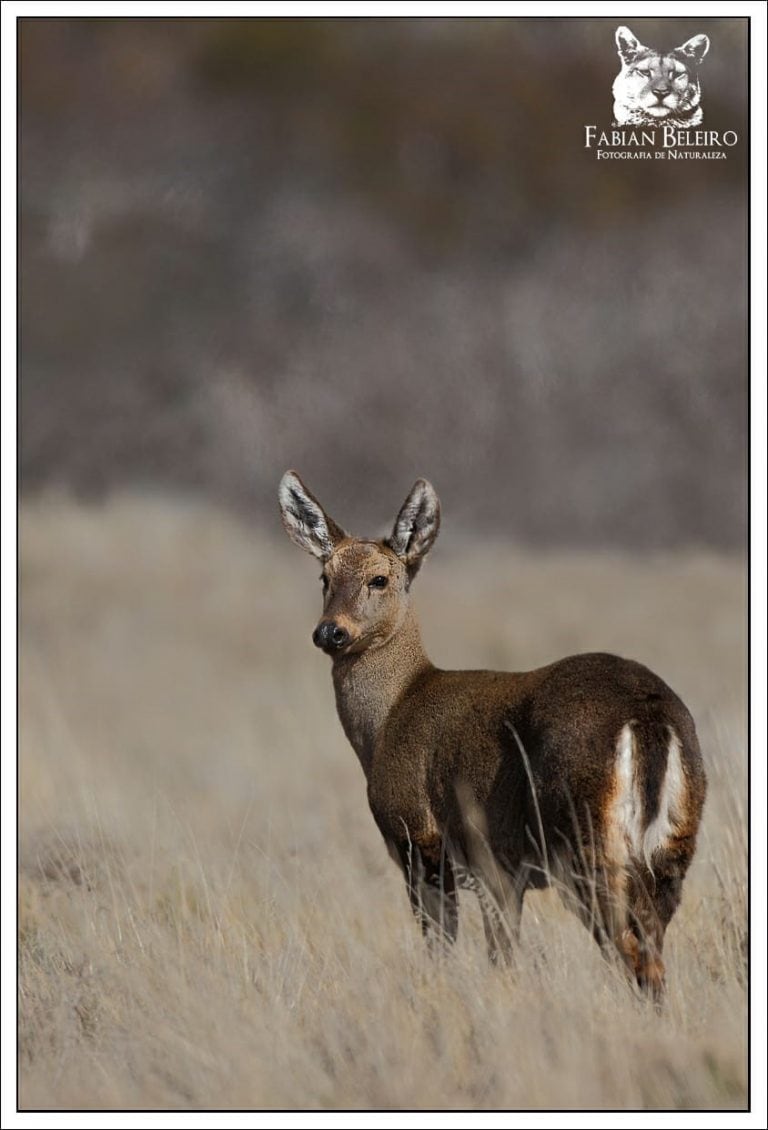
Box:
[279, 471, 440, 658]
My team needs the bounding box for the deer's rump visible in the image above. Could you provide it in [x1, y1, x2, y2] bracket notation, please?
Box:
[403, 653, 705, 884]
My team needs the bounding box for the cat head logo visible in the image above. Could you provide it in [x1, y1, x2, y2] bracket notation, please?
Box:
[612, 25, 710, 128]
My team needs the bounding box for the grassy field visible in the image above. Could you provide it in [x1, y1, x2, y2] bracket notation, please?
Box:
[18, 492, 747, 1110]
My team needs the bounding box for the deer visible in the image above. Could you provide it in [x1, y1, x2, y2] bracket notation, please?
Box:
[278, 471, 707, 1001]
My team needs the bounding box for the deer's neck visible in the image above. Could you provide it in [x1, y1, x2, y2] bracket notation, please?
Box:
[331, 608, 432, 778]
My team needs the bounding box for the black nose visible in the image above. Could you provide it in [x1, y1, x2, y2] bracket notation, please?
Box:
[653, 87, 669, 98]
[312, 620, 350, 653]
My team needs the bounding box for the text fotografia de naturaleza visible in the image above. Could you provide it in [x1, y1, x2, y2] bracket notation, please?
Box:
[584, 126, 738, 160]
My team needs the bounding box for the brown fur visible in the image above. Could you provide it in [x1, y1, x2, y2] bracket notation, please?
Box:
[279, 472, 708, 999]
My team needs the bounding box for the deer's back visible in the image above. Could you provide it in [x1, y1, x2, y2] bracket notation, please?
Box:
[368, 651, 704, 868]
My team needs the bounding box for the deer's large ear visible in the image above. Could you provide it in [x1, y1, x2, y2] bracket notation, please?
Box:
[615, 25, 646, 65]
[279, 471, 346, 561]
[387, 479, 440, 577]
[675, 34, 709, 66]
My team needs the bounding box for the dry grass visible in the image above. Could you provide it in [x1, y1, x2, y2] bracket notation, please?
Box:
[19, 492, 747, 1110]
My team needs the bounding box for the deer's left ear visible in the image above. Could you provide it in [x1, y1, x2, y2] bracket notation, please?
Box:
[387, 479, 440, 577]
[675, 34, 709, 65]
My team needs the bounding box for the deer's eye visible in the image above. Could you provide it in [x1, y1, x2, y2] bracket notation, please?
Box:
[368, 575, 388, 590]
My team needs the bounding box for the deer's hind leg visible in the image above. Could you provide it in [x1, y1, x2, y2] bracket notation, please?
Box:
[564, 854, 634, 969]
[623, 833, 699, 1002]
[556, 833, 652, 997]
[623, 866, 667, 1002]
[564, 842, 675, 1003]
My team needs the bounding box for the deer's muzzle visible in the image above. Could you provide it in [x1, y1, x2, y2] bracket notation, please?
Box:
[313, 620, 351, 654]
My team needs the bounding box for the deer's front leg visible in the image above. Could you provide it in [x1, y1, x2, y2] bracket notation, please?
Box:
[393, 836, 458, 948]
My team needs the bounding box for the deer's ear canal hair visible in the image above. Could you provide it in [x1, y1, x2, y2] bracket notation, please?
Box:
[387, 479, 441, 580]
[278, 471, 347, 561]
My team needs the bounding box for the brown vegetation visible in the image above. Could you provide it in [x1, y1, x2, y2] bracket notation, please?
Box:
[19, 493, 746, 1109]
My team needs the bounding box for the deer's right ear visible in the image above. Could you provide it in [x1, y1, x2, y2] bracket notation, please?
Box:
[278, 471, 346, 561]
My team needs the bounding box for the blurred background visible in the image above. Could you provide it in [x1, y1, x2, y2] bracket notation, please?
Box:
[19, 16, 748, 548]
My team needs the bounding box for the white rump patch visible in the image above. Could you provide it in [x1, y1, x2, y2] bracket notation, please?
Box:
[610, 724, 686, 870]
[610, 725, 643, 865]
[642, 729, 685, 865]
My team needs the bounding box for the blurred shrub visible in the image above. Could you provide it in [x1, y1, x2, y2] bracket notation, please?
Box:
[19, 17, 748, 548]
